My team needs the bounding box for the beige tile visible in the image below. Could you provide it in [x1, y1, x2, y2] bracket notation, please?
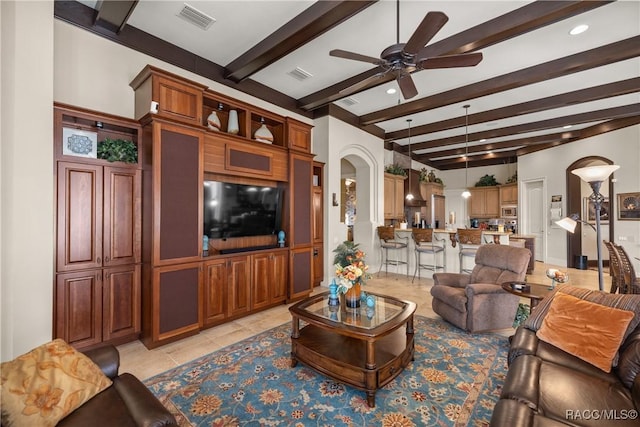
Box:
[119, 261, 605, 380]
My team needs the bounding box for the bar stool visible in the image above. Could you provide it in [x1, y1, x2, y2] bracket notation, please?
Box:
[377, 226, 409, 276]
[457, 228, 483, 273]
[411, 228, 446, 282]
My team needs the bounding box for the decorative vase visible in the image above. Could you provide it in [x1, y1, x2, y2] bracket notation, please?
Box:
[328, 280, 340, 307]
[344, 282, 361, 308]
[207, 111, 221, 131]
[227, 110, 239, 134]
[254, 121, 274, 144]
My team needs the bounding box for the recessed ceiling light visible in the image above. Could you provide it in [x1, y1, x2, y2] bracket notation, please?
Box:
[386, 88, 397, 95]
[569, 24, 589, 35]
[563, 125, 573, 129]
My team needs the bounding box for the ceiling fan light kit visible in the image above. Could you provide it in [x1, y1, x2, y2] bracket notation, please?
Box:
[330, 2, 483, 100]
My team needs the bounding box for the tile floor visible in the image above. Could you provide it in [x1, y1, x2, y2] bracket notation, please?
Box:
[117, 260, 607, 380]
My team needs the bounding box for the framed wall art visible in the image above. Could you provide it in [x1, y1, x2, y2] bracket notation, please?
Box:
[617, 192, 640, 220]
[62, 127, 98, 158]
[584, 197, 609, 224]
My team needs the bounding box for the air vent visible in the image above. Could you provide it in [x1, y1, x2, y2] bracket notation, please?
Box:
[287, 67, 313, 81]
[178, 3, 215, 30]
[340, 97, 359, 107]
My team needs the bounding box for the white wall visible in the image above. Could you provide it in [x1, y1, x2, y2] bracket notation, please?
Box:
[1, 1, 54, 360]
[518, 126, 640, 266]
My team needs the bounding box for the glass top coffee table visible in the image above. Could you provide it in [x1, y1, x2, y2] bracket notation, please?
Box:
[289, 292, 416, 407]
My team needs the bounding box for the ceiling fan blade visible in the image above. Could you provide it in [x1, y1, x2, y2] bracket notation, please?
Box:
[404, 11, 449, 55]
[417, 52, 483, 69]
[330, 49, 382, 65]
[397, 73, 418, 99]
[338, 73, 387, 95]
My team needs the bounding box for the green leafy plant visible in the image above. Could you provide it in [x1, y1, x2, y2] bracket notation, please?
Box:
[385, 164, 407, 176]
[97, 138, 138, 164]
[475, 174, 500, 187]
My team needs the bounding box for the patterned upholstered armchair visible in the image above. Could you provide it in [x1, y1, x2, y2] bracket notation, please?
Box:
[431, 244, 531, 332]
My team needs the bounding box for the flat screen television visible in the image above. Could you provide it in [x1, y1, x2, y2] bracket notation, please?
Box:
[203, 180, 282, 239]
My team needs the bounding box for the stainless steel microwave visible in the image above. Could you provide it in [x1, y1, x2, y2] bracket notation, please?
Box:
[501, 206, 517, 218]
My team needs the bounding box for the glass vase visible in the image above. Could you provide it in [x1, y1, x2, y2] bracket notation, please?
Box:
[344, 282, 361, 308]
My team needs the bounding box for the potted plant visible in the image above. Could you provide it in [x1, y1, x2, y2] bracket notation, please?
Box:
[385, 164, 407, 177]
[475, 174, 500, 187]
[97, 138, 138, 164]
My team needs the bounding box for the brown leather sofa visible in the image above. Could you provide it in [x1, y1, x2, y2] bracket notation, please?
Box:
[490, 301, 640, 426]
[57, 345, 178, 427]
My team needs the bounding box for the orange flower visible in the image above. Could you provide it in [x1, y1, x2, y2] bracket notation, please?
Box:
[22, 383, 63, 418]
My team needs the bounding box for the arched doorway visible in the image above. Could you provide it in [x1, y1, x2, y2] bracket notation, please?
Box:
[565, 157, 616, 268]
[337, 146, 381, 269]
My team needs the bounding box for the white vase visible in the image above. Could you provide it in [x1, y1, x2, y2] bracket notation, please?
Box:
[207, 111, 221, 131]
[254, 123, 274, 144]
[227, 110, 239, 134]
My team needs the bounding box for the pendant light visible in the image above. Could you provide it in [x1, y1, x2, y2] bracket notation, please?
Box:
[405, 118, 414, 201]
[461, 105, 471, 199]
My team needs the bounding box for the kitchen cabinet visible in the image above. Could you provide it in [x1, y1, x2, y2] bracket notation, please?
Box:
[468, 187, 500, 218]
[384, 173, 406, 220]
[500, 183, 518, 205]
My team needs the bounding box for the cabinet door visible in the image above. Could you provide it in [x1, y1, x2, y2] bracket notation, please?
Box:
[57, 162, 103, 272]
[155, 76, 203, 124]
[485, 188, 500, 217]
[272, 251, 288, 302]
[102, 264, 141, 342]
[251, 253, 272, 310]
[103, 166, 141, 267]
[393, 178, 405, 219]
[290, 247, 313, 301]
[227, 256, 251, 317]
[468, 188, 486, 217]
[154, 123, 203, 264]
[290, 153, 313, 246]
[152, 262, 202, 344]
[286, 119, 311, 152]
[384, 175, 395, 218]
[55, 270, 102, 349]
[203, 259, 227, 326]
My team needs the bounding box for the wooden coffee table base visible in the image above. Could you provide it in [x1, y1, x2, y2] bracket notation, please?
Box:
[290, 320, 414, 407]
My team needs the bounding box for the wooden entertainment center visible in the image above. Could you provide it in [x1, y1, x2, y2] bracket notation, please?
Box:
[53, 65, 322, 350]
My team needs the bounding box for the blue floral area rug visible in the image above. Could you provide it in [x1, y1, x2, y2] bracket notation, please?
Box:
[144, 316, 509, 426]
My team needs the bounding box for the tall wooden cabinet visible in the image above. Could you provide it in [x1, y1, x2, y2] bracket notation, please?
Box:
[128, 64, 316, 348]
[140, 120, 204, 348]
[53, 104, 142, 350]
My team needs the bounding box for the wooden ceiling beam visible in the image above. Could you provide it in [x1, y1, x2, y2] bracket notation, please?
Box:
[94, 0, 138, 33]
[386, 77, 640, 141]
[362, 36, 640, 125]
[224, 1, 378, 82]
[298, 0, 610, 111]
[409, 104, 640, 151]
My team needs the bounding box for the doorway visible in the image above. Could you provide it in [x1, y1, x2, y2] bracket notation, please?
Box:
[522, 179, 545, 263]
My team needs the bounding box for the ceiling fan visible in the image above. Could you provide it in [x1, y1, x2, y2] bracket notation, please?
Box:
[330, 1, 483, 100]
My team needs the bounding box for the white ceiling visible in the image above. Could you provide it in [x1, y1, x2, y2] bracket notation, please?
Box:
[71, 0, 640, 169]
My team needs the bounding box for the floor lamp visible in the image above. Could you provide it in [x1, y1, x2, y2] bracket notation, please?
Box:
[556, 165, 619, 291]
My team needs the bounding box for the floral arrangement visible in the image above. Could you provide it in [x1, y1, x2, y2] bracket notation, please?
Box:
[332, 241, 370, 294]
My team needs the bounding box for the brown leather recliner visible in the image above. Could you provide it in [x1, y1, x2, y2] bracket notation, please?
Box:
[57, 345, 177, 427]
[431, 244, 531, 332]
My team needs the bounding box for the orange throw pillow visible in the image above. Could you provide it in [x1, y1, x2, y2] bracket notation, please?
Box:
[536, 292, 634, 373]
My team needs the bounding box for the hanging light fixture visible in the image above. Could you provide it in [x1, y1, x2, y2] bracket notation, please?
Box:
[405, 119, 414, 201]
[461, 105, 471, 199]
